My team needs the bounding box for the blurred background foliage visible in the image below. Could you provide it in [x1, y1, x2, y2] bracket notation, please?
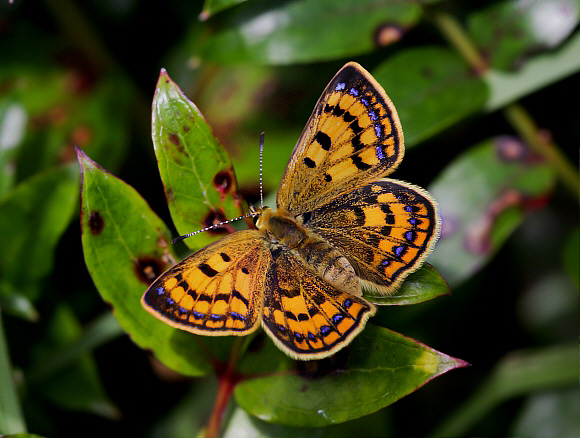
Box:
[0, 0, 578, 437]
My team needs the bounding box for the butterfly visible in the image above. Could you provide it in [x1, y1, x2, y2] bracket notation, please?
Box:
[142, 62, 441, 360]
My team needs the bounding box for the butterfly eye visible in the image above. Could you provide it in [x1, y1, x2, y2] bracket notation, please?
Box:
[297, 211, 313, 225]
[252, 215, 260, 226]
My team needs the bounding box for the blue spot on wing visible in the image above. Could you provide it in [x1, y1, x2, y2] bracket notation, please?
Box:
[332, 313, 344, 324]
[230, 312, 246, 321]
[394, 245, 407, 257]
[335, 82, 346, 91]
[376, 145, 385, 160]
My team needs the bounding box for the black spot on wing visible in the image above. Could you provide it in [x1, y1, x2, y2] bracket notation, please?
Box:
[314, 131, 331, 151]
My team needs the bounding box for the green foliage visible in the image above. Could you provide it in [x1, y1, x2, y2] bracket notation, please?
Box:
[0, 0, 578, 437]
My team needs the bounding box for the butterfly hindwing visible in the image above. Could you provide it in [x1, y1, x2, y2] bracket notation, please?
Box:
[304, 179, 441, 295]
[261, 247, 376, 360]
[142, 230, 271, 335]
[277, 62, 404, 215]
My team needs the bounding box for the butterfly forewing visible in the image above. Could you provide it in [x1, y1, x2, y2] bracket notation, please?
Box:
[261, 248, 376, 360]
[142, 230, 271, 335]
[305, 179, 441, 295]
[277, 62, 404, 215]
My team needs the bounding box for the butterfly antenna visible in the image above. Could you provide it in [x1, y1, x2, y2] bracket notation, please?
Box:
[172, 212, 254, 244]
[259, 132, 265, 208]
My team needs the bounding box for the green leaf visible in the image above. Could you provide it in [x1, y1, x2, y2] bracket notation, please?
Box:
[78, 149, 225, 377]
[234, 324, 467, 427]
[517, 272, 579, 340]
[200, 0, 249, 20]
[0, 163, 79, 300]
[195, 0, 422, 65]
[427, 136, 556, 287]
[468, 0, 580, 71]
[29, 305, 120, 419]
[561, 226, 579, 289]
[0, 99, 26, 199]
[222, 407, 324, 438]
[0, 282, 38, 322]
[2, 68, 130, 182]
[27, 312, 122, 383]
[364, 263, 450, 305]
[484, 31, 580, 111]
[1, 435, 45, 438]
[511, 389, 580, 437]
[152, 70, 244, 250]
[372, 46, 488, 147]
[0, 311, 27, 435]
[430, 343, 578, 438]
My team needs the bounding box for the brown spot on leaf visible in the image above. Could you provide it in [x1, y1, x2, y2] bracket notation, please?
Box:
[88, 211, 104, 234]
[168, 132, 180, 146]
[165, 188, 176, 202]
[213, 168, 234, 199]
[464, 189, 523, 255]
[373, 23, 404, 47]
[204, 209, 230, 235]
[135, 257, 165, 285]
[421, 67, 432, 78]
[495, 136, 528, 162]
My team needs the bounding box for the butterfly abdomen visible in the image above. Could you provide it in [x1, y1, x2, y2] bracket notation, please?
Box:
[294, 232, 361, 297]
[259, 208, 360, 297]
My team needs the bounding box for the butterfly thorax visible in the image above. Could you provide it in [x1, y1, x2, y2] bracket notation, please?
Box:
[255, 206, 361, 297]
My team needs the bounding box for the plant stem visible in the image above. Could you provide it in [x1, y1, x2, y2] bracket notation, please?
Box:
[503, 103, 580, 201]
[431, 10, 580, 203]
[204, 337, 245, 438]
[431, 11, 487, 74]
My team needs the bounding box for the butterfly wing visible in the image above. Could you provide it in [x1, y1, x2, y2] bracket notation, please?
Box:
[277, 62, 404, 215]
[142, 230, 271, 335]
[261, 247, 376, 360]
[304, 179, 441, 295]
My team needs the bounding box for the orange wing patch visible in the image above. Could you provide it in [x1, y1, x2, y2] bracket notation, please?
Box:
[142, 230, 271, 335]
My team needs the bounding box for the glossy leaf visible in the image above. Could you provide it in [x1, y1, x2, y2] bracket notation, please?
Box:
[195, 0, 421, 65]
[468, 0, 580, 71]
[0, 163, 79, 300]
[78, 149, 228, 377]
[372, 46, 488, 147]
[364, 263, 450, 305]
[234, 324, 467, 427]
[485, 31, 580, 111]
[152, 70, 244, 250]
[428, 136, 556, 287]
